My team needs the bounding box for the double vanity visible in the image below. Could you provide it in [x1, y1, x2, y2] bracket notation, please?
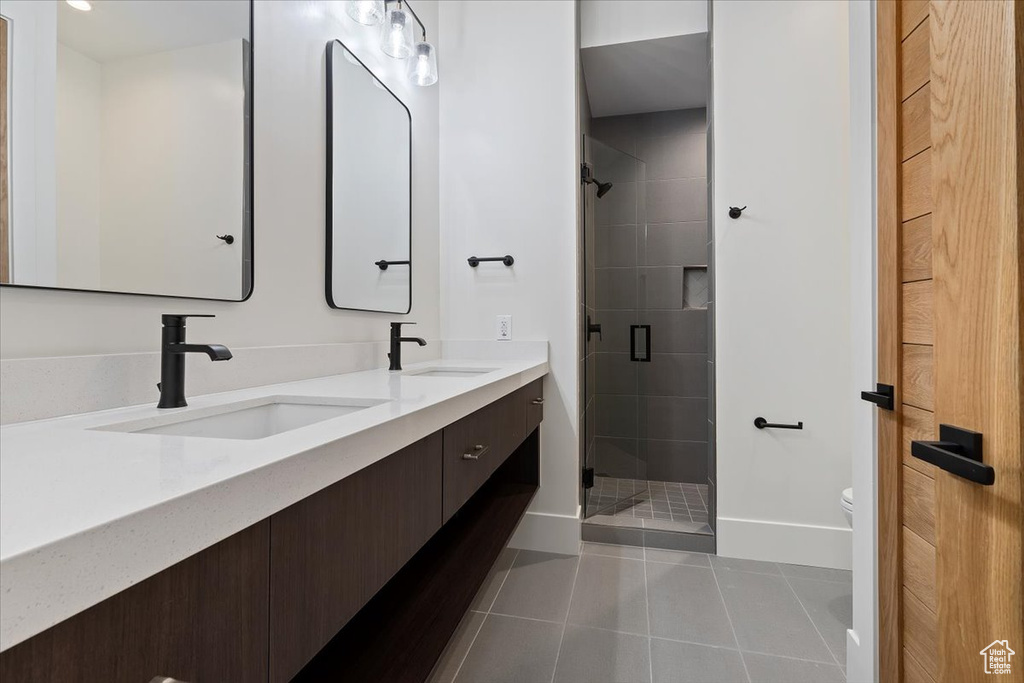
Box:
[0, 356, 548, 682]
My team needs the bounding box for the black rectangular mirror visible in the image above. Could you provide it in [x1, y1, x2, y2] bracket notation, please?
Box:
[0, 0, 253, 301]
[326, 39, 412, 314]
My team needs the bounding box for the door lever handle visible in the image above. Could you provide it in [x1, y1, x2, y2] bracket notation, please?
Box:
[911, 424, 993, 485]
[860, 383, 894, 410]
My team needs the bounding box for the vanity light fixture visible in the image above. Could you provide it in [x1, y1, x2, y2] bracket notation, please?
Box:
[66, 0, 92, 10]
[345, 0, 385, 26]
[342, 0, 438, 86]
[380, 2, 414, 58]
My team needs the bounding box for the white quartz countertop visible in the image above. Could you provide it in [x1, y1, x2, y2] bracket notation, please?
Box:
[0, 356, 548, 652]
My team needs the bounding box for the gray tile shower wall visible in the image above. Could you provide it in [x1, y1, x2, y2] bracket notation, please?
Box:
[591, 108, 709, 485]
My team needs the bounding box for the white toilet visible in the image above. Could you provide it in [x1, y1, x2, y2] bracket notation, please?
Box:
[841, 488, 854, 527]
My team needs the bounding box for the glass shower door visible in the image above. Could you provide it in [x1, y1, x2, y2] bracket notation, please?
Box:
[582, 136, 648, 519]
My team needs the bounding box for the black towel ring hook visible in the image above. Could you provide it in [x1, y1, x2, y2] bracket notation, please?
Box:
[728, 206, 747, 219]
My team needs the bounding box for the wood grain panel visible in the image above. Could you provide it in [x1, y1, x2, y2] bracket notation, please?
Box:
[902, 344, 935, 411]
[901, 84, 931, 161]
[902, 281, 934, 345]
[269, 433, 443, 683]
[903, 587, 938, 680]
[0, 521, 270, 683]
[904, 649, 936, 683]
[901, 215, 933, 282]
[442, 391, 525, 521]
[902, 404, 937, 477]
[903, 465, 936, 545]
[901, 18, 930, 100]
[901, 0, 929, 40]
[930, 1, 1024, 680]
[904, 527, 937, 612]
[875, 5, 902, 680]
[901, 149, 933, 221]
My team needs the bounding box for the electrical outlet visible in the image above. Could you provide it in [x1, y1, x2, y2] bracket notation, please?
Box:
[496, 315, 512, 341]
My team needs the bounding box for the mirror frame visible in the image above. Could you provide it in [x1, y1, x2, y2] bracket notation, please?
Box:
[325, 39, 413, 314]
[0, 0, 255, 302]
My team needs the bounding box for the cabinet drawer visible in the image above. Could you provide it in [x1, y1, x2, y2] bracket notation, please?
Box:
[523, 378, 544, 434]
[0, 521, 270, 683]
[269, 433, 443, 683]
[443, 392, 525, 521]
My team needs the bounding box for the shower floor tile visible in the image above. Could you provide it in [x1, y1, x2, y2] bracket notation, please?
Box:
[588, 477, 709, 532]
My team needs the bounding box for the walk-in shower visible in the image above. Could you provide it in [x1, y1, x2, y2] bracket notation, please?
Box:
[580, 110, 714, 550]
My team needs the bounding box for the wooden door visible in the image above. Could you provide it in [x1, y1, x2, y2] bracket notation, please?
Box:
[876, 2, 1023, 682]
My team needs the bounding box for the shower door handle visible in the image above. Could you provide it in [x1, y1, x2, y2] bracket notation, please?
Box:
[630, 325, 651, 362]
[587, 316, 603, 342]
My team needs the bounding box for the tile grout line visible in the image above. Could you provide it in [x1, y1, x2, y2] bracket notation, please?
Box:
[548, 551, 583, 683]
[709, 559, 753, 683]
[448, 548, 519, 683]
[642, 547, 654, 683]
[779, 569, 845, 670]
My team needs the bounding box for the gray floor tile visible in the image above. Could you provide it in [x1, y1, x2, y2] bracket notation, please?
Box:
[644, 518, 712, 535]
[715, 570, 834, 662]
[429, 610, 486, 683]
[778, 563, 852, 584]
[470, 547, 517, 612]
[553, 625, 651, 683]
[568, 555, 649, 634]
[646, 563, 735, 647]
[650, 639, 747, 683]
[491, 551, 580, 622]
[644, 548, 711, 568]
[743, 652, 845, 683]
[786, 577, 853, 664]
[583, 542, 645, 560]
[455, 615, 563, 683]
[644, 530, 716, 554]
[711, 555, 781, 575]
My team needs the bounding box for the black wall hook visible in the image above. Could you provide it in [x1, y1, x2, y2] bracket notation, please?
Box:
[728, 206, 746, 219]
[216, 234, 235, 244]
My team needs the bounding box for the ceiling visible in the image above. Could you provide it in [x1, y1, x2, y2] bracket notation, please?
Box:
[57, 0, 248, 64]
[582, 32, 708, 118]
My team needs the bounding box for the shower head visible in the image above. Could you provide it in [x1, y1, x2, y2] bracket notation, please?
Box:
[596, 181, 613, 198]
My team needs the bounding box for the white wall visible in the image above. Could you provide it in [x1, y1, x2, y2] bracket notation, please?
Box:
[98, 40, 244, 299]
[55, 43, 102, 286]
[438, 0, 580, 553]
[713, 0, 853, 569]
[581, 0, 707, 48]
[0, 1, 440, 361]
[4, 1, 57, 284]
[847, 2, 877, 679]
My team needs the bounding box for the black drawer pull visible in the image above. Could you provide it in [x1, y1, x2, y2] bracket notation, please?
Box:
[860, 383, 894, 410]
[911, 424, 993, 485]
[462, 444, 490, 461]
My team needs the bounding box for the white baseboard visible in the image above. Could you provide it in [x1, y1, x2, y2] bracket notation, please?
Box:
[716, 517, 852, 569]
[508, 510, 581, 555]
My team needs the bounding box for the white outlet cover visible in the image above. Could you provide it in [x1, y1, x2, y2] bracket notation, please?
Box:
[496, 315, 512, 341]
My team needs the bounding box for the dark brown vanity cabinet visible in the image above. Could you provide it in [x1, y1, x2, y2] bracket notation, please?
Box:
[0, 380, 544, 683]
[0, 521, 271, 683]
[268, 433, 443, 683]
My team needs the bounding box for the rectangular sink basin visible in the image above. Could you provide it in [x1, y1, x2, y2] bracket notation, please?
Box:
[403, 367, 497, 378]
[97, 396, 388, 440]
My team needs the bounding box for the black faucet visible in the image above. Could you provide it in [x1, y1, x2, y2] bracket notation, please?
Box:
[388, 322, 427, 371]
[158, 314, 233, 409]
